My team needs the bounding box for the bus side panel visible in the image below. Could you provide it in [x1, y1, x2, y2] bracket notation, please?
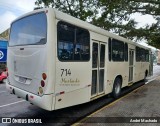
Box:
[134, 60, 149, 82]
[55, 87, 90, 110]
[54, 62, 91, 109]
[107, 62, 129, 90]
[142, 62, 149, 78]
[134, 62, 142, 82]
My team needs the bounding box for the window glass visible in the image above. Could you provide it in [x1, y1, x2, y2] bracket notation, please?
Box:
[92, 43, 98, 68]
[91, 70, 97, 95]
[9, 12, 47, 46]
[58, 23, 74, 60]
[100, 44, 105, 67]
[145, 50, 149, 62]
[112, 39, 124, 61]
[141, 49, 145, 62]
[124, 43, 128, 61]
[136, 47, 141, 62]
[57, 21, 90, 61]
[76, 28, 90, 60]
[99, 69, 104, 92]
[108, 38, 111, 61]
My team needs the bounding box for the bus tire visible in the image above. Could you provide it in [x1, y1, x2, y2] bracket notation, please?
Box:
[144, 70, 148, 82]
[112, 77, 122, 99]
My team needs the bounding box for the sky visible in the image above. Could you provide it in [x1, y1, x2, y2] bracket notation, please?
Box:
[0, 0, 157, 34]
[0, 0, 36, 33]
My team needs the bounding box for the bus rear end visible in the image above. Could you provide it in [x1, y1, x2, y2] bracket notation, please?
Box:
[6, 9, 54, 111]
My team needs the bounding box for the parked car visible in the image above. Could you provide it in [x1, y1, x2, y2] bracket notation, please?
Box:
[0, 70, 7, 83]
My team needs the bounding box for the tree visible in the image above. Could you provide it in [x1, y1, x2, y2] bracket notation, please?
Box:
[35, 0, 99, 21]
[128, 0, 160, 48]
[35, 0, 160, 48]
[91, 0, 139, 40]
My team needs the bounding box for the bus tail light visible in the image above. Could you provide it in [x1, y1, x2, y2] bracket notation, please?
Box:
[41, 80, 45, 87]
[60, 91, 65, 95]
[42, 73, 47, 80]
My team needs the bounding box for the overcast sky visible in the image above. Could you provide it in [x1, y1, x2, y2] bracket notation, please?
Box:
[0, 0, 157, 34]
[0, 0, 36, 33]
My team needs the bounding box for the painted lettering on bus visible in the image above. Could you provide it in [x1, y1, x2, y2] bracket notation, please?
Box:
[61, 69, 71, 77]
[61, 78, 80, 83]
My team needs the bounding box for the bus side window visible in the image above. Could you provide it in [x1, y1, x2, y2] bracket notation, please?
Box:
[76, 28, 90, 61]
[145, 50, 149, 62]
[112, 39, 124, 62]
[57, 22, 74, 61]
[57, 21, 90, 61]
[92, 43, 98, 68]
[136, 47, 141, 62]
[141, 48, 146, 62]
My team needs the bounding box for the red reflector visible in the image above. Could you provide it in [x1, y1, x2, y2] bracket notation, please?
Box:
[41, 80, 45, 87]
[30, 96, 34, 99]
[42, 73, 47, 80]
[60, 91, 65, 95]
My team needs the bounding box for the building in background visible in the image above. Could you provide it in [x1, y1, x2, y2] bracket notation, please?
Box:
[0, 40, 7, 62]
[0, 28, 9, 40]
[0, 28, 9, 71]
[0, 39, 8, 71]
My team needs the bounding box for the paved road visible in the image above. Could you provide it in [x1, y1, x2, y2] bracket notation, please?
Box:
[0, 65, 160, 125]
[147, 65, 160, 80]
[78, 76, 160, 126]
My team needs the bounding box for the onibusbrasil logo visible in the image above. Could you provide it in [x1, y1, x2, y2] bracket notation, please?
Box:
[0, 51, 4, 60]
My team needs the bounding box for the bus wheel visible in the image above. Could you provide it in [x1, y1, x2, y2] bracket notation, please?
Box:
[144, 70, 148, 82]
[112, 77, 122, 99]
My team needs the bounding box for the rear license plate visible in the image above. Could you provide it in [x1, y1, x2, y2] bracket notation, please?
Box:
[19, 77, 26, 83]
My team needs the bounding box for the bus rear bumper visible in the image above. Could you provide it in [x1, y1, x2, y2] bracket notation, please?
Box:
[6, 81, 55, 111]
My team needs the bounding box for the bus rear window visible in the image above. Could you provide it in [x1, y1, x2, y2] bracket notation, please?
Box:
[9, 12, 47, 46]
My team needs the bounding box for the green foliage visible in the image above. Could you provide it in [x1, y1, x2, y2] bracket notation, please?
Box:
[35, 0, 98, 21]
[35, 0, 160, 48]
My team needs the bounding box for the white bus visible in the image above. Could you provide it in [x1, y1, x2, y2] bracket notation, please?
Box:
[6, 8, 152, 111]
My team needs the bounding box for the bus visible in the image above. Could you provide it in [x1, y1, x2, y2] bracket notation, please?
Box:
[6, 8, 152, 111]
